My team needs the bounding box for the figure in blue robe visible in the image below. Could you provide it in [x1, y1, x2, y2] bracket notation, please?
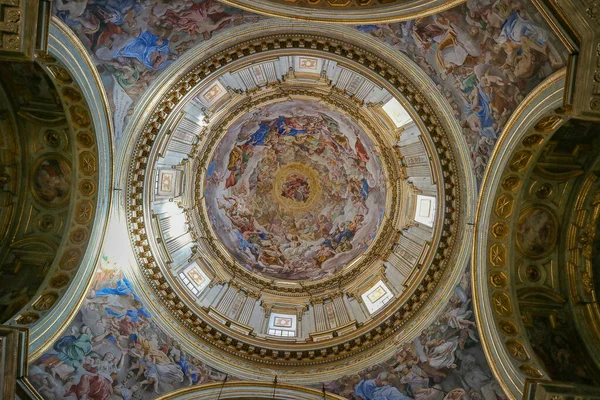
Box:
[355, 378, 412, 400]
[176, 354, 199, 384]
[466, 85, 495, 138]
[95, 278, 140, 302]
[245, 122, 271, 146]
[206, 160, 215, 177]
[360, 178, 369, 200]
[334, 227, 355, 245]
[53, 333, 94, 368]
[277, 116, 306, 137]
[474, 86, 494, 135]
[106, 306, 151, 322]
[372, 386, 413, 400]
[356, 25, 380, 33]
[499, 10, 548, 48]
[95, 0, 140, 16]
[114, 31, 175, 70]
[355, 378, 378, 399]
[234, 230, 259, 260]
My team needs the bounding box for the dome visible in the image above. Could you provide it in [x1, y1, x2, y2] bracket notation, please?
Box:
[203, 99, 387, 281]
[122, 23, 473, 380]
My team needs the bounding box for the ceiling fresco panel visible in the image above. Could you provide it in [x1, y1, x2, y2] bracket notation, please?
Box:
[13, 0, 583, 399]
[53, 0, 567, 181]
[204, 99, 386, 281]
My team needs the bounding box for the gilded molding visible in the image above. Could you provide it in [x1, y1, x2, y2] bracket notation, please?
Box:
[472, 69, 567, 400]
[23, 19, 113, 362]
[155, 381, 347, 400]
[218, 0, 466, 24]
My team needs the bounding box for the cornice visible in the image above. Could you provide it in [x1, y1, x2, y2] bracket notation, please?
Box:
[218, 0, 466, 24]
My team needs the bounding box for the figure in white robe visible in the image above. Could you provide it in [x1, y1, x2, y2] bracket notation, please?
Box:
[427, 338, 459, 369]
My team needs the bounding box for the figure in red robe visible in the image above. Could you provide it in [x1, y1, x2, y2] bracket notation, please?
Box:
[355, 137, 369, 162]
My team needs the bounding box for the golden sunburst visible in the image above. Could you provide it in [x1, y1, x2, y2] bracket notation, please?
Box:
[272, 163, 322, 212]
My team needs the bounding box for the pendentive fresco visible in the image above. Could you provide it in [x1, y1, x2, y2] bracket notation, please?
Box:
[324, 268, 504, 400]
[30, 258, 503, 400]
[30, 257, 234, 399]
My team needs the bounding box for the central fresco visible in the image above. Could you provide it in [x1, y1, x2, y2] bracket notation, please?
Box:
[204, 100, 386, 281]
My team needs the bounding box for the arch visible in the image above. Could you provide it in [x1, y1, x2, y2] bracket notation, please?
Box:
[24, 17, 113, 361]
[217, 0, 464, 24]
[155, 381, 347, 400]
[472, 69, 567, 399]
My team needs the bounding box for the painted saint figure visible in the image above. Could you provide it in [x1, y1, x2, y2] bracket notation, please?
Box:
[115, 31, 177, 70]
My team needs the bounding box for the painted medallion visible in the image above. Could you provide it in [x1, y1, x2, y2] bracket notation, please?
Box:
[204, 100, 386, 281]
[516, 206, 558, 258]
[33, 157, 72, 207]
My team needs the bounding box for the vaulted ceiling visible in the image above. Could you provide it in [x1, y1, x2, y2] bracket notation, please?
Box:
[0, 0, 599, 399]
